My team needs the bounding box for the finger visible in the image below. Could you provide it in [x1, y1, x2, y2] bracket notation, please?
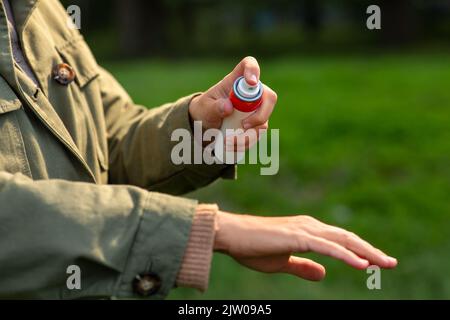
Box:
[242, 85, 277, 129]
[243, 57, 260, 85]
[321, 227, 398, 269]
[305, 235, 370, 270]
[280, 256, 326, 281]
[221, 56, 260, 91]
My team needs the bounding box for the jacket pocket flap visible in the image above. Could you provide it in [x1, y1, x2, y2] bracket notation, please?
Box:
[0, 99, 21, 114]
[56, 35, 100, 88]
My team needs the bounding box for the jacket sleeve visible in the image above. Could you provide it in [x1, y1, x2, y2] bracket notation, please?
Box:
[0, 171, 197, 299]
[99, 67, 236, 195]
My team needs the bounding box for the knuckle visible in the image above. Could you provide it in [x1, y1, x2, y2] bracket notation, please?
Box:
[295, 233, 310, 252]
[348, 231, 358, 239]
[297, 215, 317, 224]
[247, 115, 262, 126]
[264, 86, 278, 103]
[271, 90, 278, 103]
[341, 232, 355, 246]
[253, 114, 265, 124]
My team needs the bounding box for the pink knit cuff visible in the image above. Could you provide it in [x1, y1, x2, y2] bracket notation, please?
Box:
[176, 204, 218, 291]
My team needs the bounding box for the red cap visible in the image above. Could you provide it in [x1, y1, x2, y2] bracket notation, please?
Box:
[229, 76, 263, 112]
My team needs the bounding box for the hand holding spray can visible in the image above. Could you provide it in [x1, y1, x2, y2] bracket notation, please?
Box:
[214, 76, 264, 164]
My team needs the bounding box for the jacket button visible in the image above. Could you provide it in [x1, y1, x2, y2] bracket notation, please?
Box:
[132, 273, 162, 297]
[52, 63, 76, 85]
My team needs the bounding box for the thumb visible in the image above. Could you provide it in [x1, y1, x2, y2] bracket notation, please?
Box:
[280, 256, 326, 281]
[220, 56, 260, 90]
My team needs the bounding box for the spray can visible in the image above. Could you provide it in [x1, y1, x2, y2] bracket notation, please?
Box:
[214, 76, 264, 164]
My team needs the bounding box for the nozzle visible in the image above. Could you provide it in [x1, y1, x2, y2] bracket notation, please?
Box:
[236, 77, 260, 99]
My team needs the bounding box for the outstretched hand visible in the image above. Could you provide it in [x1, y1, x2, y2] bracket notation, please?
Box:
[214, 211, 397, 281]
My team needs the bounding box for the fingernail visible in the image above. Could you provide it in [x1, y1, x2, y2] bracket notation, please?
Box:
[360, 259, 370, 269]
[386, 257, 397, 265]
[250, 74, 257, 84]
[242, 122, 251, 129]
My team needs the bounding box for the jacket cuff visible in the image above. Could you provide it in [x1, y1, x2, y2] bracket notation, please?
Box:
[115, 192, 197, 299]
[176, 204, 218, 291]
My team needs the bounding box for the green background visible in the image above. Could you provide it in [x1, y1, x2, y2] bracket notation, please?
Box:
[105, 54, 450, 299]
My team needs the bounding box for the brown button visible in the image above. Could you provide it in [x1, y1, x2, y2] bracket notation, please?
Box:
[52, 63, 76, 85]
[132, 273, 161, 296]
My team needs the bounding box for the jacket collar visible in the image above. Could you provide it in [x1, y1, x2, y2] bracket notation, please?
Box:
[9, 0, 38, 37]
[0, 0, 96, 182]
[0, 0, 38, 86]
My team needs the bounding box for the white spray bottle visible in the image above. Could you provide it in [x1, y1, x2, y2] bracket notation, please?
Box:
[214, 76, 263, 164]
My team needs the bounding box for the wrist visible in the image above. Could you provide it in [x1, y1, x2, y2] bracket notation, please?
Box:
[214, 210, 234, 253]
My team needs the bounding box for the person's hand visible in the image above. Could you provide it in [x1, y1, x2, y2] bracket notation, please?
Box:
[214, 211, 397, 281]
[188, 57, 277, 136]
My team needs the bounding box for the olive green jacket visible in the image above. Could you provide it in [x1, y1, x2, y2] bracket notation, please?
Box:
[0, 0, 234, 299]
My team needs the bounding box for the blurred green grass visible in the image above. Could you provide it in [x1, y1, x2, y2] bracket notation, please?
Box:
[105, 54, 450, 299]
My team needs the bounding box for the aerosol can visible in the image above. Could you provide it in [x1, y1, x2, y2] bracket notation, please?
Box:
[214, 76, 263, 164]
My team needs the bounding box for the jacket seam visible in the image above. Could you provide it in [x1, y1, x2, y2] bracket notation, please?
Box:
[112, 192, 149, 297]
